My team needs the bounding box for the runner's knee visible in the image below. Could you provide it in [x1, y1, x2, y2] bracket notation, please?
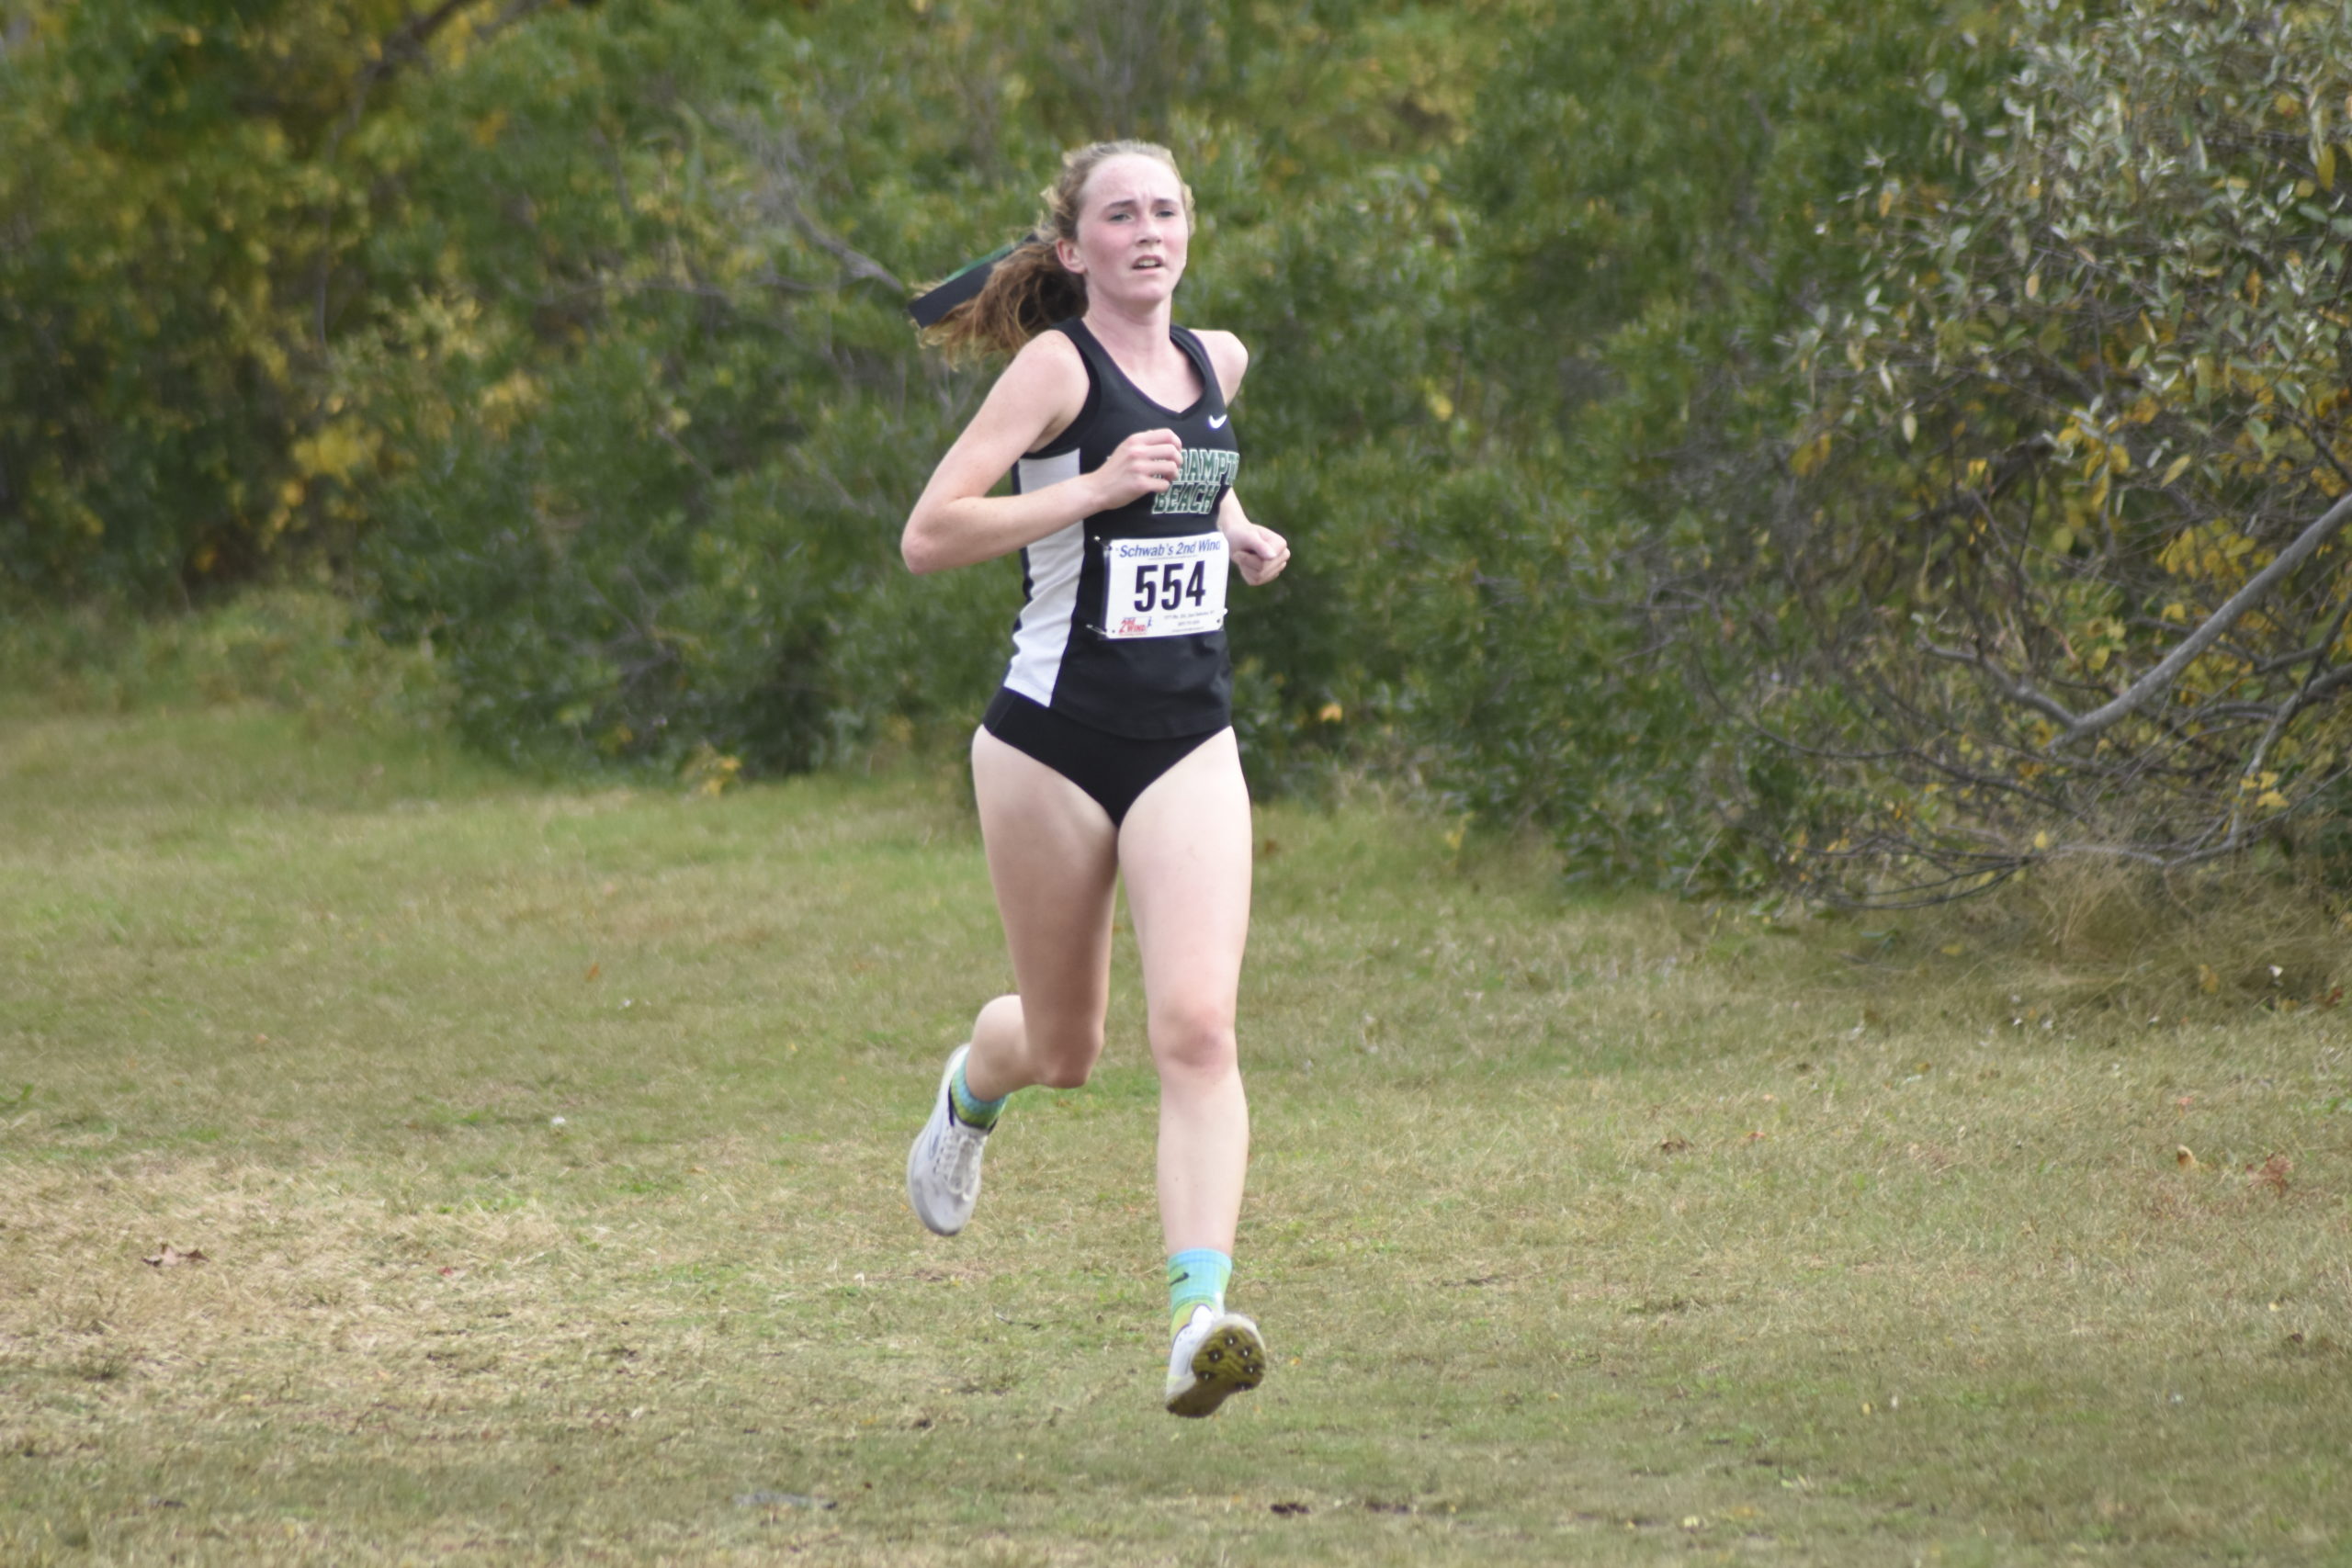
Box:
[1149, 1008, 1238, 1081]
[1028, 1021, 1105, 1089]
[980, 993, 1102, 1089]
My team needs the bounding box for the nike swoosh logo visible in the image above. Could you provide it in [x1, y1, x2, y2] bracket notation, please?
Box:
[1207, 414, 1228, 429]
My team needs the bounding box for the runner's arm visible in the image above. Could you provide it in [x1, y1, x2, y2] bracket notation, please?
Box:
[903, 334, 1182, 574]
[1218, 489, 1289, 587]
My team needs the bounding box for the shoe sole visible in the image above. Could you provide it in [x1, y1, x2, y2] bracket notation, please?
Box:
[1165, 1317, 1266, 1418]
[906, 1047, 969, 1236]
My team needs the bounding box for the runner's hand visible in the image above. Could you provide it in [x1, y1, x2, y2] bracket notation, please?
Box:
[1091, 429, 1185, 511]
[1227, 522, 1290, 586]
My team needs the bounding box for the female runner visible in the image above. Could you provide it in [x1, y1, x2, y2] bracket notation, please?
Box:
[899, 141, 1290, 1418]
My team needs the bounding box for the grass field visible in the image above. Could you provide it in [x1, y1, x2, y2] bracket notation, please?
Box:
[5, 694, 2352, 1565]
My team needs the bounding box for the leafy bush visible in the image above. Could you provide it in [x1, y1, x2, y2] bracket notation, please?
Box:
[1774, 0, 2352, 892]
[1380, 0, 1996, 886]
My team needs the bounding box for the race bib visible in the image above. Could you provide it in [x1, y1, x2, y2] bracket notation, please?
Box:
[1102, 532, 1228, 639]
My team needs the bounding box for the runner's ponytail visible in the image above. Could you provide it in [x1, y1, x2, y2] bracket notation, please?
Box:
[916, 238, 1085, 360]
[912, 141, 1193, 361]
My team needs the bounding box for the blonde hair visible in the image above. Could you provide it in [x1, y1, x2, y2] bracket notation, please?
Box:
[922, 141, 1196, 361]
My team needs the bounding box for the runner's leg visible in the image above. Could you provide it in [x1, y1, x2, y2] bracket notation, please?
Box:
[1116, 728, 1252, 1256]
[1120, 729, 1265, 1415]
[963, 726, 1121, 1099]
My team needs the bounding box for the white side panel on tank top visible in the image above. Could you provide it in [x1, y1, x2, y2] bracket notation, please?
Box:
[1005, 449, 1085, 706]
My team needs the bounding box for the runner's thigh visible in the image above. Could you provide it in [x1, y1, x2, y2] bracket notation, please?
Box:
[1117, 730, 1252, 1035]
[971, 727, 1120, 1041]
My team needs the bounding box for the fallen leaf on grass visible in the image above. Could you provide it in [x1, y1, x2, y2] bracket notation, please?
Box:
[1657, 1135, 1691, 1154]
[142, 1245, 207, 1268]
[2245, 1153, 2291, 1195]
[2175, 1145, 2199, 1170]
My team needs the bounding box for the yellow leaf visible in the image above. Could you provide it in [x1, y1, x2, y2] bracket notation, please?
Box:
[2258, 790, 2289, 810]
[292, 420, 378, 481]
[2199, 964, 2221, 994]
[2323, 143, 2339, 192]
[2161, 453, 2193, 487]
[2032, 830, 2052, 852]
[1317, 703, 1344, 723]
[2026, 271, 2041, 299]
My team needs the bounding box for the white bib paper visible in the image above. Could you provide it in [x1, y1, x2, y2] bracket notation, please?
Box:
[1102, 532, 1228, 639]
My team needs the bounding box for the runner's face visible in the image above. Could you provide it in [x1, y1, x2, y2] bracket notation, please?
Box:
[1062, 155, 1188, 307]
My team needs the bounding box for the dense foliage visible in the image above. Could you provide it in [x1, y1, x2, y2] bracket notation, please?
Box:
[6, 0, 2345, 889]
[1774, 0, 2352, 891]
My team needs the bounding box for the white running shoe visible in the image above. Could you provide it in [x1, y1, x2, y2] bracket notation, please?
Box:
[1164, 1304, 1267, 1418]
[906, 1044, 989, 1236]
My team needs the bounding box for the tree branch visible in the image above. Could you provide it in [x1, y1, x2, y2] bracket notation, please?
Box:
[2053, 487, 2352, 747]
[1917, 638, 2084, 728]
[715, 112, 906, 296]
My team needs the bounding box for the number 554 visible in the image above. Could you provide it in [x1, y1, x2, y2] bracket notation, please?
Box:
[1136, 560, 1204, 612]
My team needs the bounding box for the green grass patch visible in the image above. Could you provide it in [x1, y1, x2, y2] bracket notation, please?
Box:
[4, 702, 2350, 1565]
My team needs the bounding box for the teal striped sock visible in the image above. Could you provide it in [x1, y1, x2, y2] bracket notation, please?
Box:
[949, 1055, 1007, 1131]
[1167, 1248, 1232, 1333]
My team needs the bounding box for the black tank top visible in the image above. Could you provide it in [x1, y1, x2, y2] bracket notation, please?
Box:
[1000, 320, 1241, 739]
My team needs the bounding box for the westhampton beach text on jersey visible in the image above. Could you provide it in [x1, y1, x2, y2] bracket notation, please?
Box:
[1152, 448, 1241, 516]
